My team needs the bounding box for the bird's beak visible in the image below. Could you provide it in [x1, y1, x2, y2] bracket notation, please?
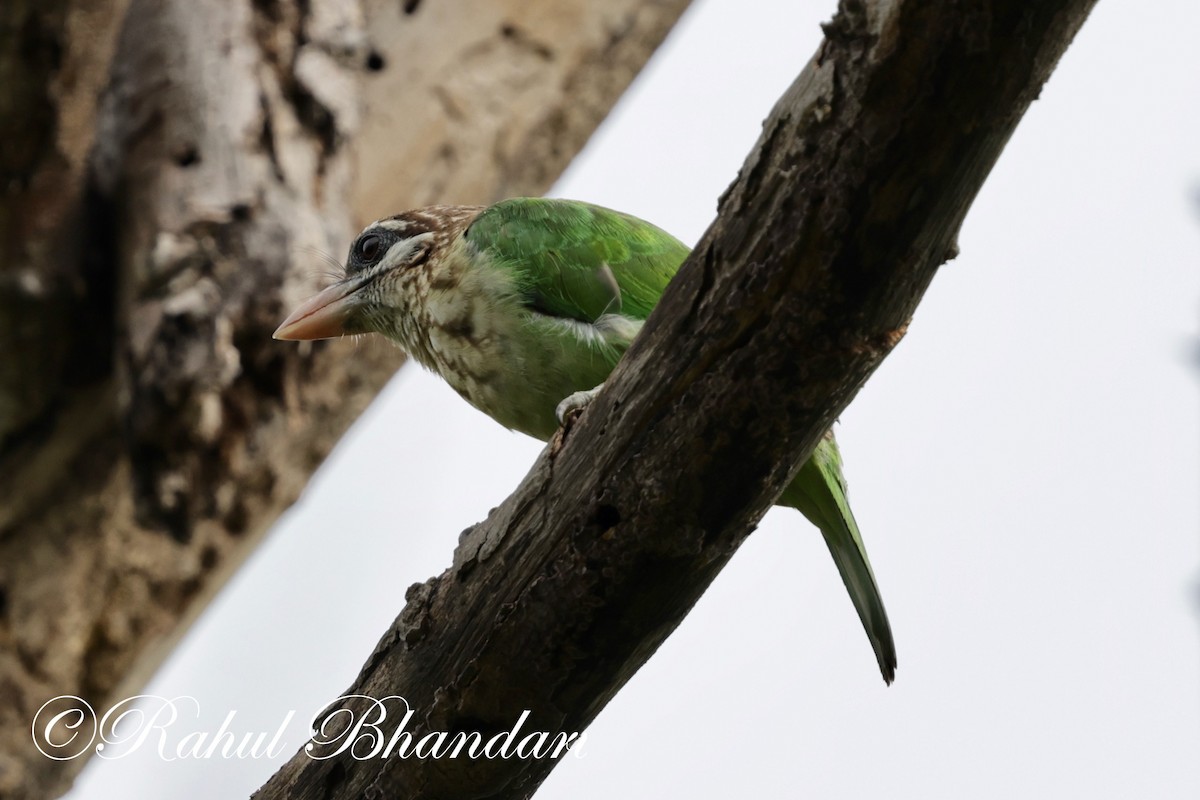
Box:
[273, 278, 364, 340]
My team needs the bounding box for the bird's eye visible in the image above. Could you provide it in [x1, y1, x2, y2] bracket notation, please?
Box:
[357, 234, 383, 263]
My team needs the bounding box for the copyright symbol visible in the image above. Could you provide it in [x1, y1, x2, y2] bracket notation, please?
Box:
[32, 695, 98, 760]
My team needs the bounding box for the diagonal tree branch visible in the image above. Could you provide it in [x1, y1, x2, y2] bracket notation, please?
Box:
[256, 1, 1096, 797]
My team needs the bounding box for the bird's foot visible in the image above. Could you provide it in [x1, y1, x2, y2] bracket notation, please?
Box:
[555, 384, 604, 427]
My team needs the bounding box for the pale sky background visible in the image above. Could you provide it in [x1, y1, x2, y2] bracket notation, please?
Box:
[68, 0, 1199, 797]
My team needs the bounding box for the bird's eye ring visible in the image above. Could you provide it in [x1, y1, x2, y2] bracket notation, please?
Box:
[357, 234, 383, 263]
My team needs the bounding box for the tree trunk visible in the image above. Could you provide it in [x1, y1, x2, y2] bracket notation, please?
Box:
[252, 0, 1097, 798]
[1, 1, 692, 797]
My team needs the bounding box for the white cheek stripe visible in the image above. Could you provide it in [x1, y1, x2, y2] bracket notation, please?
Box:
[375, 232, 435, 272]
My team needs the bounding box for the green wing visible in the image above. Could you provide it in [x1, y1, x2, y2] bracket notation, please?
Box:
[464, 198, 690, 323]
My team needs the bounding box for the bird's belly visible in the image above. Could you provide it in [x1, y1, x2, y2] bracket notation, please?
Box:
[429, 315, 623, 442]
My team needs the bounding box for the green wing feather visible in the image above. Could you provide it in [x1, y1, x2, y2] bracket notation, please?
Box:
[464, 197, 689, 323]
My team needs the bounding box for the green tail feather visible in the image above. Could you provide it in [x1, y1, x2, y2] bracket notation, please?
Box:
[780, 433, 897, 684]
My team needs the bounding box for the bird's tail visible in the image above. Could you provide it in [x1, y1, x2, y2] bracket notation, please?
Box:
[780, 433, 897, 684]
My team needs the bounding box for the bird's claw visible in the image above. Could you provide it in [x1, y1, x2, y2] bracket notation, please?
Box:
[555, 385, 604, 427]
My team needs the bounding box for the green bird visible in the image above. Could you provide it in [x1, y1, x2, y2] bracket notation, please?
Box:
[275, 197, 897, 683]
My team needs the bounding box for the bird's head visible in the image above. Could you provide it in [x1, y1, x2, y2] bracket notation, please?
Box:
[273, 205, 480, 342]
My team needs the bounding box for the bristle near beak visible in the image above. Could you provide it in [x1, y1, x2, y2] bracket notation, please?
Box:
[274, 279, 363, 341]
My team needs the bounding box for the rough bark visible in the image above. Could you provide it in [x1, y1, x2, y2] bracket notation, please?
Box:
[253, 1, 1097, 798]
[0, 1, 692, 797]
